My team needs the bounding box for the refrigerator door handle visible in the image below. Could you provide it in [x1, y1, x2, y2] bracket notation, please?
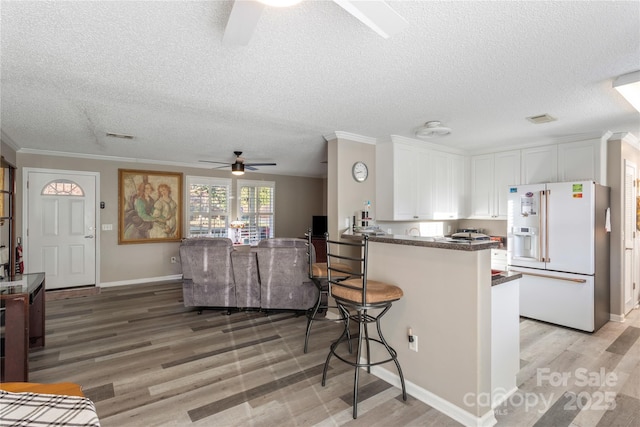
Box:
[540, 190, 548, 263]
[509, 269, 587, 283]
[545, 189, 550, 263]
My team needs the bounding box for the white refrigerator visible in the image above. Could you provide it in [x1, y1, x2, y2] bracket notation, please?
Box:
[507, 181, 610, 332]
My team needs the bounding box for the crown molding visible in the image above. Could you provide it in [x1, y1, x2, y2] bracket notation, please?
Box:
[323, 131, 377, 145]
[610, 131, 640, 150]
[17, 148, 213, 169]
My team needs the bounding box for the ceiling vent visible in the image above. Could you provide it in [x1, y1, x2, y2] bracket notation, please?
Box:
[415, 121, 451, 139]
[526, 114, 556, 124]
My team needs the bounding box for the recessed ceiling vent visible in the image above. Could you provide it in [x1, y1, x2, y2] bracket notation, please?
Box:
[526, 114, 556, 124]
[415, 121, 452, 139]
[106, 132, 134, 140]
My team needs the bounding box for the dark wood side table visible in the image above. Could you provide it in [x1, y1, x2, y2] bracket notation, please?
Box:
[0, 272, 46, 382]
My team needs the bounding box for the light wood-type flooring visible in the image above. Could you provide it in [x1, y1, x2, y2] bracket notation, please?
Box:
[27, 281, 640, 426]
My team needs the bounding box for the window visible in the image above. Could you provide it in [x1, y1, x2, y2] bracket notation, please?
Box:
[237, 180, 275, 245]
[186, 176, 231, 237]
[41, 179, 84, 196]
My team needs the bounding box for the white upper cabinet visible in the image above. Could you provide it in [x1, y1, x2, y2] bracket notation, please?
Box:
[470, 150, 520, 219]
[494, 150, 521, 218]
[394, 144, 419, 220]
[521, 138, 605, 185]
[376, 141, 465, 221]
[430, 150, 465, 219]
[376, 142, 417, 221]
[557, 138, 605, 184]
[378, 137, 604, 222]
[521, 145, 558, 184]
[470, 154, 494, 218]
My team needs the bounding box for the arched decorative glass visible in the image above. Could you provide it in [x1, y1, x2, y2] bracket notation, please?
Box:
[41, 179, 84, 196]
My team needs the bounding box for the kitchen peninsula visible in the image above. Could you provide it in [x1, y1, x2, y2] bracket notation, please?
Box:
[341, 231, 521, 427]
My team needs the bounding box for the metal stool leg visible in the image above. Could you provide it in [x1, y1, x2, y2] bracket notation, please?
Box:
[364, 309, 372, 374]
[353, 309, 366, 419]
[376, 312, 407, 401]
[304, 279, 323, 353]
[322, 305, 351, 386]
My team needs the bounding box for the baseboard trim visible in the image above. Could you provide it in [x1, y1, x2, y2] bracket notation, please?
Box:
[99, 274, 182, 288]
[610, 313, 626, 323]
[369, 364, 497, 427]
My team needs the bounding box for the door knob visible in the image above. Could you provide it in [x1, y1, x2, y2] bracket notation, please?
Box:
[84, 235, 94, 239]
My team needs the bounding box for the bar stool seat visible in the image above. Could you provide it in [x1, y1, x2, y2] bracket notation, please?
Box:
[331, 278, 403, 304]
[321, 234, 407, 419]
[304, 229, 352, 353]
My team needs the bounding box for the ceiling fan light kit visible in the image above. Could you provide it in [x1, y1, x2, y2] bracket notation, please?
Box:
[415, 121, 452, 139]
[231, 162, 245, 175]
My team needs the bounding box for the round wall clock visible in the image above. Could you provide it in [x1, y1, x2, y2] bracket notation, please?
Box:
[352, 161, 368, 182]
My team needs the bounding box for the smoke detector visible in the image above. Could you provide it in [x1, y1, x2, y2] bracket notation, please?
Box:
[415, 121, 451, 139]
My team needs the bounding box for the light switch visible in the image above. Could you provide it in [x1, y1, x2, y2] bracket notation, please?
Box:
[101, 224, 113, 231]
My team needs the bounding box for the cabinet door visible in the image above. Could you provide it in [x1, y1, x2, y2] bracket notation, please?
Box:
[415, 149, 433, 219]
[394, 144, 418, 220]
[429, 150, 450, 219]
[521, 145, 557, 184]
[494, 150, 521, 219]
[451, 154, 466, 219]
[431, 152, 465, 219]
[470, 154, 494, 218]
[557, 139, 603, 183]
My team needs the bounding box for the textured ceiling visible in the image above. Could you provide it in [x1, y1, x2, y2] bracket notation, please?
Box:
[1, 0, 639, 178]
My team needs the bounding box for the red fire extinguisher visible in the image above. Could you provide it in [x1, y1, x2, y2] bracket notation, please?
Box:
[15, 238, 23, 274]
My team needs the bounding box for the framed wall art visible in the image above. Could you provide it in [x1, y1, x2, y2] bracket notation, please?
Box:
[118, 169, 183, 244]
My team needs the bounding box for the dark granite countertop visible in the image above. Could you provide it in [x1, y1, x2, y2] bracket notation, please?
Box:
[341, 230, 499, 251]
[491, 271, 522, 286]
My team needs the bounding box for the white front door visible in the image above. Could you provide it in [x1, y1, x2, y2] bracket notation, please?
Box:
[25, 169, 98, 290]
[623, 160, 638, 314]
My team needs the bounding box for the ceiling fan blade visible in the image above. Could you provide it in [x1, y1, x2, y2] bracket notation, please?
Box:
[244, 162, 277, 167]
[223, 0, 266, 46]
[199, 160, 232, 165]
[332, 0, 408, 38]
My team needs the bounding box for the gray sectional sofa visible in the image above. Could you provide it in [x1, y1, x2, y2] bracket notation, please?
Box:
[179, 237, 317, 312]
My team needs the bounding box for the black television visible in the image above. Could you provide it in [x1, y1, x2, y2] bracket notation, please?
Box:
[312, 215, 328, 237]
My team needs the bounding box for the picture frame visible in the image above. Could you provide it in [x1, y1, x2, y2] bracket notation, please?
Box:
[118, 169, 183, 244]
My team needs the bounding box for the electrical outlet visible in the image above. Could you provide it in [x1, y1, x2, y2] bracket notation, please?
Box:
[409, 335, 418, 352]
[170, 256, 177, 264]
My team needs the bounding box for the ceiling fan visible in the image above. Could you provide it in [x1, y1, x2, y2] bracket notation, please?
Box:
[200, 151, 277, 175]
[223, 0, 408, 46]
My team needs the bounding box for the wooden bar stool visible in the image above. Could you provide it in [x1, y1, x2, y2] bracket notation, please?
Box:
[321, 234, 407, 418]
[303, 229, 352, 353]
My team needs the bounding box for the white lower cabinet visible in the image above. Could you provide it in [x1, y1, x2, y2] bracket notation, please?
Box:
[492, 279, 520, 407]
